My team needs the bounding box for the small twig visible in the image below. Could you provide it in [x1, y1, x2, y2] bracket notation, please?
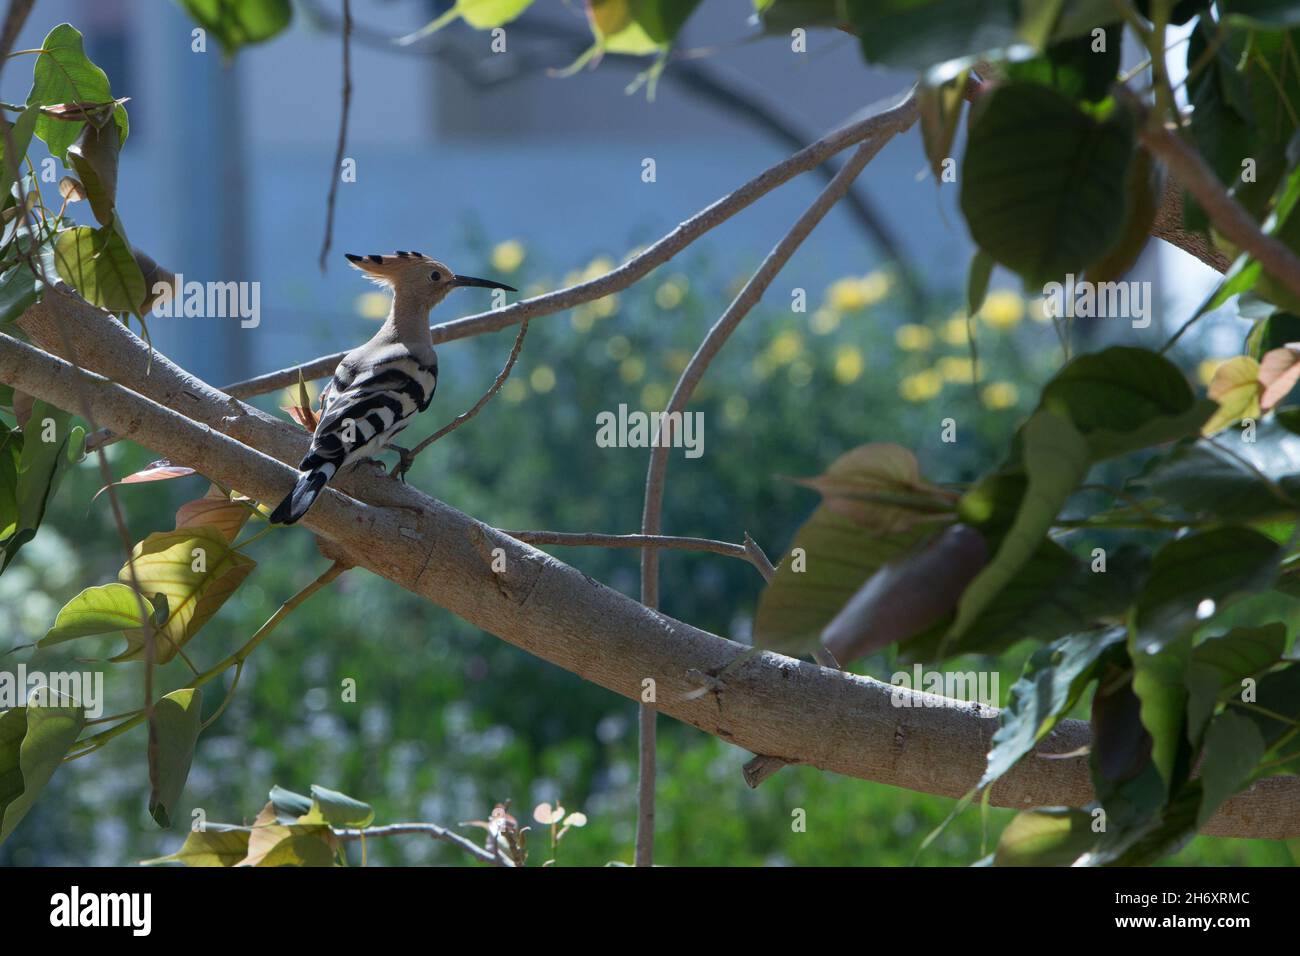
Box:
[318, 0, 352, 272]
[505, 529, 772, 580]
[402, 317, 529, 470]
[333, 822, 509, 866]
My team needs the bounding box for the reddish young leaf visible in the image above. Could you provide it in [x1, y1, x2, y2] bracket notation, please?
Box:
[92, 460, 196, 502]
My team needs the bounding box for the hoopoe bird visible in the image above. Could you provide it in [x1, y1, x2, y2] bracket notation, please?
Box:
[269, 251, 516, 525]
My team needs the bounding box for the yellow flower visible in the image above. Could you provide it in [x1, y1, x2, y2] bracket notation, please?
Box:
[583, 256, 615, 281]
[530, 365, 556, 394]
[981, 381, 1019, 409]
[858, 271, 890, 306]
[810, 308, 840, 335]
[654, 276, 688, 309]
[620, 356, 645, 383]
[664, 349, 691, 374]
[355, 292, 389, 320]
[980, 290, 1025, 329]
[937, 355, 984, 384]
[895, 323, 935, 351]
[723, 394, 749, 424]
[899, 370, 943, 402]
[606, 335, 632, 361]
[828, 277, 868, 311]
[826, 272, 891, 312]
[940, 314, 971, 346]
[502, 379, 528, 403]
[490, 239, 525, 274]
[641, 383, 669, 409]
[768, 329, 803, 365]
[833, 345, 864, 384]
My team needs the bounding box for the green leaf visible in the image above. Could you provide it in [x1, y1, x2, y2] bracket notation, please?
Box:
[0, 701, 86, 845]
[0, 107, 39, 212]
[1005, 23, 1121, 103]
[1134, 528, 1283, 650]
[947, 409, 1090, 645]
[588, 0, 702, 53]
[177, 0, 293, 56]
[1087, 147, 1162, 283]
[994, 807, 1096, 866]
[297, 784, 375, 829]
[953, 541, 1145, 655]
[54, 224, 147, 314]
[845, 0, 1020, 71]
[961, 83, 1135, 286]
[1220, 0, 1300, 28]
[268, 785, 314, 821]
[142, 826, 250, 866]
[980, 627, 1126, 789]
[1197, 710, 1266, 827]
[41, 583, 154, 646]
[1131, 440, 1300, 524]
[754, 445, 953, 653]
[149, 688, 204, 829]
[1185, 624, 1287, 743]
[2, 400, 82, 573]
[25, 24, 128, 160]
[66, 118, 120, 227]
[1038, 346, 1212, 458]
[0, 262, 41, 325]
[115, 528, 256, 664]
[0, 422, 19, 541]
[1131, 528, 1283, 789]
[1238, 660, 1300, 773]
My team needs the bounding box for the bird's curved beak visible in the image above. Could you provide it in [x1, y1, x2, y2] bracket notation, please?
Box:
[452, 274, 517, 292]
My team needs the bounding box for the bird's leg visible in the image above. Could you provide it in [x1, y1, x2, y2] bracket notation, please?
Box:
[389, 444, 415, 483]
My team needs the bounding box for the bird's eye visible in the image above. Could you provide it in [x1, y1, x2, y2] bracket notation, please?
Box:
[430, 271, 442, 282]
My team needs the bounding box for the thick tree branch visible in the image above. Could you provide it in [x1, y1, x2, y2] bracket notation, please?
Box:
[5, 314, 1297, 842]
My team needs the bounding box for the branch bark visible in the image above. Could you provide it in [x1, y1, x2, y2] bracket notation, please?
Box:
[2, 320, 1297, 842]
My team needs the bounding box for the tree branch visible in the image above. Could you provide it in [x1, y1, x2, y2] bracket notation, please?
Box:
[404, 317, 529, 470]
[221, 87, 922, 400]
[333, 822, 508, 866]
[2, 325, 1298, 841]
[1142, 116, 1300, 298]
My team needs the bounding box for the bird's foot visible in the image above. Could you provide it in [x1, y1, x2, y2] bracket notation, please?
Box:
[390, 445, 415, 484]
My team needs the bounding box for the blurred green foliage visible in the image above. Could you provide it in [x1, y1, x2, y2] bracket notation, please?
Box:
[0, 234, 1291, 866]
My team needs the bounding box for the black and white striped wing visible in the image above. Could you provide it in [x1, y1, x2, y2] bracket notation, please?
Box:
[299, 350, 438, 481]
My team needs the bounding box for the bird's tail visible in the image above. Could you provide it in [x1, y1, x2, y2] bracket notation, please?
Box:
[269, 467, 330, 525]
